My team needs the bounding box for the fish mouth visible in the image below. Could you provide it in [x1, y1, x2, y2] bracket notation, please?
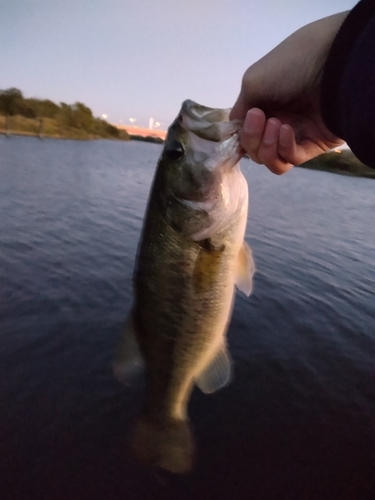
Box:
[181, 100, 231, 127]
[176, 100, 245, 170]
[180, 99, 243, 142]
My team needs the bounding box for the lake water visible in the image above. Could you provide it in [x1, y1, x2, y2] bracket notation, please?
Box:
[1, 135, 375, 500]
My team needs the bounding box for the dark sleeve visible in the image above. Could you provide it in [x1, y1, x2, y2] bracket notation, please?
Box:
[320, 0, 375, 168]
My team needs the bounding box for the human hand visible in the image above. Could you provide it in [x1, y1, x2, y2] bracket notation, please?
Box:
[230, 12, 348, 174]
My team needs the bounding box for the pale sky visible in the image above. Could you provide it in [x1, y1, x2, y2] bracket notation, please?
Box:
[1, 0, 357, 128]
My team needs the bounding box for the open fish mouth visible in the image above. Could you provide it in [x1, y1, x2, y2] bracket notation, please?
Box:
[177, 99, 245, 170]
[180, 99, 243, 141]
[181, 99, 231, 128]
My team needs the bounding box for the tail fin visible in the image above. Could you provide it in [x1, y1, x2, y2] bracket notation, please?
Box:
[130, 415, 194, 474]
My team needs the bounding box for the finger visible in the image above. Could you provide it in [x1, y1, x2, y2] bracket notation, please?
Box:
[278, 124, 308, 165]
[257, 118, 294, 175]
[239, 108, 266, 162]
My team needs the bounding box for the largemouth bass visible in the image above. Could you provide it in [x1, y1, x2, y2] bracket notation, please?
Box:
[114, 100, 255, 473]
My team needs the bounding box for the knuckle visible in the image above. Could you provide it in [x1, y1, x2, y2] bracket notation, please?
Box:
[268, 161, 293, 175]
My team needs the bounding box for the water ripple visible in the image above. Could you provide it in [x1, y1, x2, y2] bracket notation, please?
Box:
[1, 136, 375, 499]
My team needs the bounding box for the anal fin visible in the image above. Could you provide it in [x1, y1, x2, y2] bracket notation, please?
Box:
[235, 241, 255, 296]
[195, 344, 231, 394]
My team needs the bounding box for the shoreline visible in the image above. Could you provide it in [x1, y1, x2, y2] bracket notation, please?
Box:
[297, 150, 375, 179]
[0, 113, 129, 141]
[2, 130, 374, 179]
[0, 128, 128, 141]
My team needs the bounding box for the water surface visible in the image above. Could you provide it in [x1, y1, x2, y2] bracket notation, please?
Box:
[1, 136, 375, 500]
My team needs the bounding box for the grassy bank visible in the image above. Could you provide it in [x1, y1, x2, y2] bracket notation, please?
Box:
[299, 150, 375, 179]
[0, 114, 130, 141]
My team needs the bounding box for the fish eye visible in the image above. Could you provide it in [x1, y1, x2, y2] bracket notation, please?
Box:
[165, 140, 184, 160]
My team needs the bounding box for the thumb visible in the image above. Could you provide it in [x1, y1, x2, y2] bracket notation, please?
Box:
[229, 94, 249, 120]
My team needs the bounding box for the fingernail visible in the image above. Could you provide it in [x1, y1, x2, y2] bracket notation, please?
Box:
[279, 124, 290, 147]
[263, 119, 279, 145]
[243, 108, 263, 134]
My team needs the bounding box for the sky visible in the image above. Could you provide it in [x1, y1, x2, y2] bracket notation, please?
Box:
[1, 0, 357, 129]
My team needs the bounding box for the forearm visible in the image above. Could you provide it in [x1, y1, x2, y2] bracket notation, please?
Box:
[321, 0, 375, 168]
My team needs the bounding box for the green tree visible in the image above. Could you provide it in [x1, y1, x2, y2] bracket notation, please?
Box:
[71, 102, 94, 131]
[0, 87, 126, 140]
[24, 98, 60, 118]
[92, 118, 120, 138]
[57, 102, 94, 132]
[0, 88, 24, 115]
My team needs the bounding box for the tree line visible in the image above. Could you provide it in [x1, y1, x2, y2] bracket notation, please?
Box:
[0, 87, 122, 139]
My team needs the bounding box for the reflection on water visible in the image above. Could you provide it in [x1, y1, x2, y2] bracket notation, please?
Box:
[1, 136, 375, 499]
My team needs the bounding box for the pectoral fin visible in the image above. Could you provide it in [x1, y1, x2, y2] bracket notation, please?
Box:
[193, 242, 224, 294]
[195, 344, 231, 394]
[235, 241, 255, 297]
[113, 310, 144, 384]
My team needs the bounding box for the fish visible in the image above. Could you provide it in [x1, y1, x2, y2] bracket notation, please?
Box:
[114, 99, 255, 474]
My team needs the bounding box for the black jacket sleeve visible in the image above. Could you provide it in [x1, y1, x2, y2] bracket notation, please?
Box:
[321, 0, 375, 168]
